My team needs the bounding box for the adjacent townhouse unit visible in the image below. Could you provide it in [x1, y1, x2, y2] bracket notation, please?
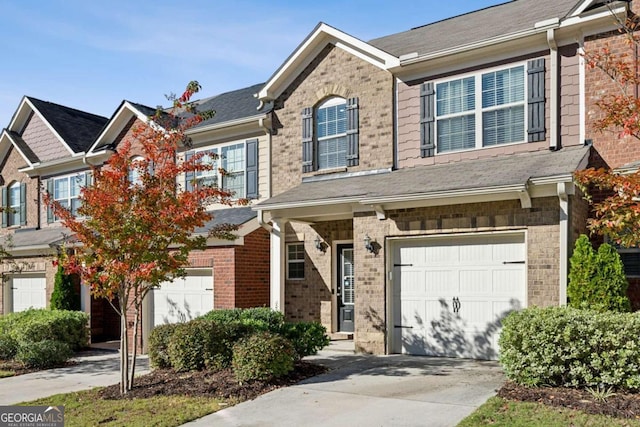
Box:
[254, 0, 634, 359]
[0, 84, 273, 350]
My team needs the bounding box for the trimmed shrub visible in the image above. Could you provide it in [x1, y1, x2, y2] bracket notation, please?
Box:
[15, 340, 72, 368]
[50, 265, 80, 311]
[167, 320, 232, 372]
[0, 334, 18, 360]
[232, 331, 295, 382]
[499, 306, 640, 390]
[279, 321, 329, 359]
[200, 308, 284, 331]
[568, 235, 630, 312]
[9, 309, 89, 350]
[148, 323, 179, 369]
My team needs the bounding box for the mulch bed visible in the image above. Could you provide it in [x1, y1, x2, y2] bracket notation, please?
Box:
[98, 361, 327, 401]
[499, 381, 640, 419]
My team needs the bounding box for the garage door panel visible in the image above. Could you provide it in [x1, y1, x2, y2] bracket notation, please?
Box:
[393, 234, 526, 360]
[153, 272, 213, 327]
[12, 277, 46, 312]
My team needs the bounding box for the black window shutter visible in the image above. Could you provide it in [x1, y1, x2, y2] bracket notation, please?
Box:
[527, 58, 546, 142]
[46, 179, 54, 223]
[245, 139, 259, 199]
[185, 151, 194, 192]
[1, 186, 6, 228]
[420, 82, 436, 157]
[19, 182, 26, 226]
[346, 97, 359, 167]
[301, 107, 314, 173]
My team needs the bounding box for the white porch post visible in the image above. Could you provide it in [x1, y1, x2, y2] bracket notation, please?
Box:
[270, 218, 287, 313]
[80, 283, 91, 313]
[558, 182, 572, 306]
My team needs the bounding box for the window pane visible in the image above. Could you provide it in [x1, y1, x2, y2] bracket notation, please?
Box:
[54, 178, 68, 200]
[287, 243, 305, 279]
[9, 185, 20, 208]
[223, 172, 244, 197]
[196, 149, 218, 184]
[482, 66, 524, 108]
[316, 102, 347, 139]
[483, 105, 525, 146]
[318, 135, 347, 169]
[437, 115, 476, 152]
[437, 77, 474, 116]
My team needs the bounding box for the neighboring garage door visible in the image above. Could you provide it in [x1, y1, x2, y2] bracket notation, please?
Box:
[392, 233, 526, 360]
[152, 270, 213, 327]
[12, 276, 46, 312]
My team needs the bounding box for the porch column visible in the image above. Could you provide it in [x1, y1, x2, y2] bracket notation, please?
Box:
[270, 218, 287, 312]
[558, 182, 572, 306]
[80, 283, 91, 313]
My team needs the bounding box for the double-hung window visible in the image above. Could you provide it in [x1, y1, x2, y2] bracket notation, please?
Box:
[286, 243, 305, 280]
[1, 181, 26, 227]
[316, 98, 348, 170]
[47, 172, 88, 222]
[420, 59, 544, 157]
[186, 140, 258, 199]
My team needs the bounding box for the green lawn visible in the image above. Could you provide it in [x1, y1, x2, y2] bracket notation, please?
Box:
[459, 396, 640, 427]
[23, 390, 224, 427]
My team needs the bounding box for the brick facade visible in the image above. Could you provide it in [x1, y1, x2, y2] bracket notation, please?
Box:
[270, 44, 394, 197]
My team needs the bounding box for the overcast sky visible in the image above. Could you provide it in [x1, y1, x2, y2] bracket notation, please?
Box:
[0, 0, 504, 126]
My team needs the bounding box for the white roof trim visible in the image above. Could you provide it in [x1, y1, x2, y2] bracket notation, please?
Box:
[567, 0, 628, 18]
[1, 130, 36, 168]
[258, 23, 399, 101]
[87, 101, 155, 155]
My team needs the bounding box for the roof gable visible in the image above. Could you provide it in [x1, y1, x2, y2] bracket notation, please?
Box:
[88, 100, 157, 154]
[258, 23, 399, 101]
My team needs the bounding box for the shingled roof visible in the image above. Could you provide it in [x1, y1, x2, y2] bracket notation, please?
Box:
[190, 83, 271, 130]
[258, 145, 590, 209]
[27, 97, 108, 154]
[5, 130, 39, 164]
[369, 0, 580, 58]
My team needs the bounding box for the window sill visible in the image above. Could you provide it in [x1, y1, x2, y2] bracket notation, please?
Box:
[311, 167, 347, 176]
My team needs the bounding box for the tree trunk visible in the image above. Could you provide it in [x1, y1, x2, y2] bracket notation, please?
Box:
[120, 306, 129, 394]
[128, 305, 140, 390]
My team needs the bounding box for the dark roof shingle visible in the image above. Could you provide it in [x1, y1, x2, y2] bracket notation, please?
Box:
[27, 97, 108, 154]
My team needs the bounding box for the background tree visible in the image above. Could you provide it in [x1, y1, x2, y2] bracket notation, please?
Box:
[50, 264, 80, 311]
[45, 81, 244, 394]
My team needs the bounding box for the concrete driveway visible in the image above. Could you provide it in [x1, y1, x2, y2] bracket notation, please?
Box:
[185, 349, 504, 427]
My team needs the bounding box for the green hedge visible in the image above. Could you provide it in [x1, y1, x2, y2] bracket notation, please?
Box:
[232, 331, 295, 382]
[0, 309, 89, 351]
[279, 321, 330, 359]
[200, 307, 284, 331]
[148, 323, 178, 369]
[15, 340, 73, 368]
[499, 306, 640, 390]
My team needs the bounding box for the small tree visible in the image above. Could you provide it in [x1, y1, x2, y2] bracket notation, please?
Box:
[45, 81, 243, 394]
[50, 263, 80, 311]
[568, 234, 630, 312]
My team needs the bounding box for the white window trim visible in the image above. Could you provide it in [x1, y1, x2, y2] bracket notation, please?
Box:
[286, 242, 305, 280]
[8, 182, 21, 226]
[434, 60, 528, 154]
[316, 97, 348, 170]
[193, 141, 246, 198]
[52, 172, 86, 220]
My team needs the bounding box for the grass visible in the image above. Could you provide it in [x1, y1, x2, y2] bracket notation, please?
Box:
[458, 396, 640, 427]
[23, 389, 224, 427]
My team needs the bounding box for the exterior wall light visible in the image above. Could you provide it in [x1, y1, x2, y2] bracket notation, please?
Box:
[364, 234, 375, 253]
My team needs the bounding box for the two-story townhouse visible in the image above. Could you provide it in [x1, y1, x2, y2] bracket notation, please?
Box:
[0, 96, 113, 338]
[85, 83, 272, 350]
[255, 0, 630, 359]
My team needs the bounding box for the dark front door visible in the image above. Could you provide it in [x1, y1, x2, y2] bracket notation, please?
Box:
[338, 244, 355, 332]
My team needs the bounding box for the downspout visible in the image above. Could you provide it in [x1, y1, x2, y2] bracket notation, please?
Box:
[558, 182, 571, 306]
[547, 28, 559, 150]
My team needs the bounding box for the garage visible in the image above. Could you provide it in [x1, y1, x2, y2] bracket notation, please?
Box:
[151, 269, 214, 328]
[391, 233, 526, 360]
[12, 275, 47, 312]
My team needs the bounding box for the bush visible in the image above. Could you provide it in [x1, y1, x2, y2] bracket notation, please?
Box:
[499, 306, 640, 390]
[0, 334, 18, 360]
[200, 308, 284, 332]
[167, 320, 231, 372]
[8, 309, 89, 351]
[232, 331, 295, 382]
[50, 264, 80, 311]
[15, 340, 72, 368]
[148, 323, 178, 369]
[279, 321, 329, 359]
[568, 235, 630, 312]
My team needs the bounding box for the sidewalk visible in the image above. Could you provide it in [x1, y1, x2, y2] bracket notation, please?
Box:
[0, 349, 149, 405]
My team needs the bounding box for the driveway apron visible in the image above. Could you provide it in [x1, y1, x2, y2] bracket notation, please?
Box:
[184, 349, 504, 427]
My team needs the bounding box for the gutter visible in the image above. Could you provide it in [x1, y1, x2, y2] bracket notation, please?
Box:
[186, 114, 269, 135]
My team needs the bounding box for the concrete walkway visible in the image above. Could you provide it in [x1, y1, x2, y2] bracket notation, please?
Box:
[0, 349, 149, 405]
[184, 343, 504, 427]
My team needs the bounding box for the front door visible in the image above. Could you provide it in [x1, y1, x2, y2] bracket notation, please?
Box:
[337, 244, 355, 332]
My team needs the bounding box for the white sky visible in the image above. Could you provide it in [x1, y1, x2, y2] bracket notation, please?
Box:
[0, 0, 504, 125]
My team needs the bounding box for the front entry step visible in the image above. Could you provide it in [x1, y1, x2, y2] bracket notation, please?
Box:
[329, 332, 353, 340]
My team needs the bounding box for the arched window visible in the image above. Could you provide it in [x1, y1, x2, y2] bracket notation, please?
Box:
[8, 181, 21, 226]
[128, 156, 144, 186]
[316, 97, 347, 170]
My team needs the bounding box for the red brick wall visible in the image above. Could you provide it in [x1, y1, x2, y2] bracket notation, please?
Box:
[234, 227, 270, 308]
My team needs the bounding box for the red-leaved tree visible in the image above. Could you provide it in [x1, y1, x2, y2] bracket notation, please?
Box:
[45, 81, 245, 394]
[574, 8, 640, 246]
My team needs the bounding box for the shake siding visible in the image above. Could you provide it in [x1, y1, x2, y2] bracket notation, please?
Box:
[396, 51, 565, 168]
[21, 114, 69, 162]
[0, 146, 38, 231]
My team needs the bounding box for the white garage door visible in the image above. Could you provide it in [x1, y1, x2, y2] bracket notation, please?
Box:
[152, 270, 213, 327]
[12, 276, 47, 312]
[392, 233, 526, 360]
